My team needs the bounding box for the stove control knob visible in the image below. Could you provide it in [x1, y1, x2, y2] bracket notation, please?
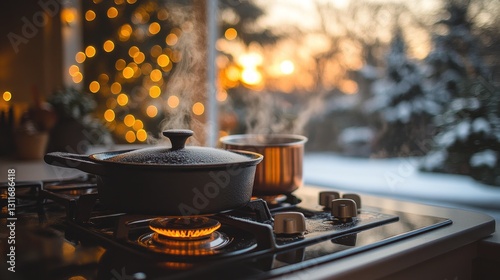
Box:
[342, 193, 361, 210]
[319, 191, 340, 208]
[331, 199, 358, 222]
[273, 212, 306, 235]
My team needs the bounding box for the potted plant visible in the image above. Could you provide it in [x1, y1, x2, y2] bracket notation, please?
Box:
[46, 87, 113, 154]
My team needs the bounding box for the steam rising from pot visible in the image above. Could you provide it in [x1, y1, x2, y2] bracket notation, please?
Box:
[154, 2, 327, 144]
[154, 2, 207, 146]
[242, 89, 328, 135]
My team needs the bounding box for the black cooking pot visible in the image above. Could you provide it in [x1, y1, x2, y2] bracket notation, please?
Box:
[44, 129, 263, 216]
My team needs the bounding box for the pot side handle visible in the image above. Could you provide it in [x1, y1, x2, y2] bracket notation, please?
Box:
[44, 152, 108, 176]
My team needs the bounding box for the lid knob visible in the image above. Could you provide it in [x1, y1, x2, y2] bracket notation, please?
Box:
[162, 129, 194, 150]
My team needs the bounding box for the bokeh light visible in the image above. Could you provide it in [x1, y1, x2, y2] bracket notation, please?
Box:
[103, 40, 115, 52]
[117, 93, 129, 106]
[167, 95, 179, 108]
[89, 81, 100, 93]
[192, 102, 205, 116]
[224, 28, 237, 40]
[107, 7, 118, 18]
[104, 109, 115, 122]
[3, 91, 12, 102]
[125, 130, 136, 143]
[75, 52, 86, 63]
[85, 10, 96, 21]
[124, 114, 136, 127]
[146, 105, 158, 117]
[149, 86, 161, 98]
[85, 46, 96, 58]
[136, 129, 147, 142]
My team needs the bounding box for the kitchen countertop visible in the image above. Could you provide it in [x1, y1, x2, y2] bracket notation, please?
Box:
[1, 151, 498, 279]
[280, 185, 497, 279]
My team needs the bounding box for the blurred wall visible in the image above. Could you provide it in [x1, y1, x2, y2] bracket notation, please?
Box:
[0, 0, 63, 105]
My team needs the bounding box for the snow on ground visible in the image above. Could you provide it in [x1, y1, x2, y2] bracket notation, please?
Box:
[304, 152, 500, 220]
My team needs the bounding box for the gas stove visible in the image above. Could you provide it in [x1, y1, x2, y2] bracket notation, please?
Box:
[0, 174, 495, 280]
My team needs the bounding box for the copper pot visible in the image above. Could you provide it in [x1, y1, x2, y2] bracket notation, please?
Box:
[220, 134, 307, 196]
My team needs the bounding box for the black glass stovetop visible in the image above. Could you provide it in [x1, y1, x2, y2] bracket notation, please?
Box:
[0, 176, 452, 280]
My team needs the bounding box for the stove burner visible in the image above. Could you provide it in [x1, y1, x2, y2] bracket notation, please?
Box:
[138, 231, 230, 256]
[138, 217, 231, 256]
[149, 217, 221, 240]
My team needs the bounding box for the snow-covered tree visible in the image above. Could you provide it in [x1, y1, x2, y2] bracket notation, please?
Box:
[367, 29, 440, 157]
[422, 79, 500, 185]
[424, 0, 491, 106]
[421, 0, 500, 186]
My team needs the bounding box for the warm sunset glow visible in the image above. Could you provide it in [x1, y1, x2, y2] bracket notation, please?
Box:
[192, 102, 205, 116]
[225, 66, 240, 81]
[241, 68, 262, 85]
[280, 60, 295, 75]
[237, 53, 263, 67]
[167, 95, 180, 108]
[340, 79, 358, 94]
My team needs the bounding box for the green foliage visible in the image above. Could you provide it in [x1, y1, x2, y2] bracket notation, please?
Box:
[47, 87, 96, 120]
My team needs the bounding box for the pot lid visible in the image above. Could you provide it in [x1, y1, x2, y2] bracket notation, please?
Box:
[98, 129, 259, 166]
